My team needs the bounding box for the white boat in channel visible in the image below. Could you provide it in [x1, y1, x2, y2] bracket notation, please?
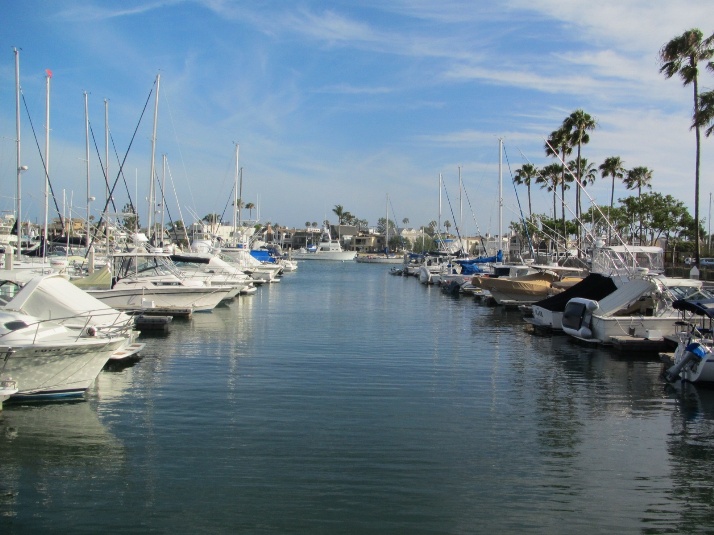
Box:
[291, 228, 356, 261]
[76, 248, 236, 312]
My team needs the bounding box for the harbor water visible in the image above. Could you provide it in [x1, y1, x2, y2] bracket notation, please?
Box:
[2, 261, 714, 534]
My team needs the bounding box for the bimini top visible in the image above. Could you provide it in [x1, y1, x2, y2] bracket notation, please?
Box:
[672, 298, 714, 319]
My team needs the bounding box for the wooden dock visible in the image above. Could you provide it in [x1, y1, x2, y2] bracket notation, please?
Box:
[609, 335, 671, 353]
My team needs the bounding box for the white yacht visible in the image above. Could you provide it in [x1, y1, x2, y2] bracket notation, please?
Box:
[76, 248, 236, 313]
[291, 229, 356, 261]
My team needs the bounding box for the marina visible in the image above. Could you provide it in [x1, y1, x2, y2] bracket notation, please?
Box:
[2, 260, 714, 533]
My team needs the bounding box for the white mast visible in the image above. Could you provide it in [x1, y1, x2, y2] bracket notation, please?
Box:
[438, 173, 442, 233]
[458, 165, 462, 245]
[147, 74, 160, 243]
[14, 48, 23, 258]
[233, 143, 240, 240]
[104, 99, 110, 252]
[43, 69, 51, 259]
[104, 99, 109, 204]
[498, 138, 503, 254]
[385, 193, 389, 252]
[160, 154, 167, 246]
[84, 91, 91, 249]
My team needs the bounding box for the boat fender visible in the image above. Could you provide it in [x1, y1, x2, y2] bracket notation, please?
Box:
[84, 325, 97, 337]
[666, 343, 710, 381]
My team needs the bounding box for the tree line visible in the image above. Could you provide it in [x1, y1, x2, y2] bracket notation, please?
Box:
[511, 28, 714, 263]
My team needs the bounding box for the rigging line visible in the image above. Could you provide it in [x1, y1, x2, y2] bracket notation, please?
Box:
[153, 160, 178, 242]
[88, 123, 117, 213]
[20, 92, 64, 228]
[540, 140, 626, 250]
[164, 158, 191, 245]
[161, 86, 198, 219]
[502, 142, 534, 257]
[460, 181, 488, 255]
[440, 177, 464, 254]
[85, 79, 156, 256]
[386, 197, 406, 251]
[537, 141, 638, 275]
[218, 182, 236, 226]
[109, 132, 135, 212]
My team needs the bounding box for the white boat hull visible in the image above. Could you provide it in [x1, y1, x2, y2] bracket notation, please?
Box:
[291, 251, 356, 261]
[88, 285, 231, 312]
[0, 337, 124, 399]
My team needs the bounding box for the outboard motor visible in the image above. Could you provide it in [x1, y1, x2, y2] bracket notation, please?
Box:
[666, 342, 710, 382]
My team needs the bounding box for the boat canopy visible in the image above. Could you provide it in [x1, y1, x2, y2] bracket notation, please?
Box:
[531, 273, 618, 312]
[672, 298, 714, 318]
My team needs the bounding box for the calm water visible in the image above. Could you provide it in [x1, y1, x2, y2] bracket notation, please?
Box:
[2, 261, 714, 534]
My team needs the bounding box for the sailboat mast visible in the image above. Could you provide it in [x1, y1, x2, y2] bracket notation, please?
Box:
[160, 154, 166, 245]
[458, 165, 462, 247]
[84, 91, 91, 249]
[147, 74, 160, 243]
[104, 99, 110, 252]
[233, 143, 240, 239]
[104, 99, 110, 204]
[14, 48, 22, 258]
[43, 69, 51, 258]
[498, 138, 503, 255]
[385, 193, 389, 252]
[438, 173, 442, 233]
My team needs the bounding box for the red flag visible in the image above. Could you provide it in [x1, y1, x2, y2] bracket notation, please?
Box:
[46, 69, 52, 78]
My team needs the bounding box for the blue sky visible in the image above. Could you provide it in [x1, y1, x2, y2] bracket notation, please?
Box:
[1, 0, 714, 236]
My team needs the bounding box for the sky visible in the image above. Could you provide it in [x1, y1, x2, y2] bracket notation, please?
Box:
[1, 0, 714, 237]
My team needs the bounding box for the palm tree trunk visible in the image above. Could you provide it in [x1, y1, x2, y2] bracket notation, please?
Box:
[695, 77, 701, 265]
[609, 176, 615, 244]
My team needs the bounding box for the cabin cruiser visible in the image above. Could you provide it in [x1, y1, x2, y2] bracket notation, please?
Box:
[291, 228, 356, 261]
[0, 270, 138, 400]
[75, 248, 236, 312]
[561, 271, 710, 346]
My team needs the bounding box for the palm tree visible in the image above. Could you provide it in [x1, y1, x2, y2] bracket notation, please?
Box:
[698, 90, 714, 136]
[245, 202, 255, 220]
[624, 166, 653, 244]
[545, 128, 573, 237]
[569, 158, 596, 227]
[624, 166, 653, 197]
[402, 217, 409, 228]
[659, 28, 714, 265]
[599, 156, 626, 243]
[562, 109, 597, 253]
[537, 163, 563, 223]
[444, 220, 451, 234]
[332, 205, 345, 224]
[513, 163, 538, 217]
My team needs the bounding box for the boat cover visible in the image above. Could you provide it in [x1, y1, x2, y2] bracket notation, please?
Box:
[672, 298, 714, 318]
[531, 273, 618, 312]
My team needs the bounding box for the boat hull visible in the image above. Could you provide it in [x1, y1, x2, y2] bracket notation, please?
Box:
[0, 337, 125, 399]
[87, 285, 231, 312]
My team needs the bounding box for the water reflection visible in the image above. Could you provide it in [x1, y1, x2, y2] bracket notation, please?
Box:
[0, 401, 124, 525]
[665, 382, 714, 532]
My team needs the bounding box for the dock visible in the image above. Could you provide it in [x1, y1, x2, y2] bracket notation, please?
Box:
[134, 314, 173, 333]
[609, 335, 671, 353]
